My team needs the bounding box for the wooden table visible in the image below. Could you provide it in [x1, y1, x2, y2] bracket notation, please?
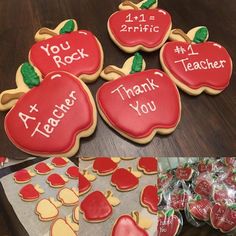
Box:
[0, 0, 235, 235]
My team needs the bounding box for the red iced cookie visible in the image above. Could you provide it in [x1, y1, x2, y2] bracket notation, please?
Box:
[140, 185, 158, 214]
[13, 169, 35, 183]
[66, 166, 79, 179]
[160, 26, 232, 95]
[47, 173, 68, 188]
[79, 172, 91, 195]
[19, 184, 44, 201]
[138, 157, 157, 174]
[170, 189, 189, 210]
[51, 157, 69, 167]
[93, 157, 118, 175]
[223, 171, 236, 190]
[34, 162, 53, 175]
[194, 175, 213, 198]
[158, 172, 173, 189]
[176, 164, 194, 181]
[197, 159, 213, 173]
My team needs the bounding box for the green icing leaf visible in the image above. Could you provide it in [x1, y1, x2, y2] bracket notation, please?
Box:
[193, 27, 209, 44]
[229, 204, 236, 211]
[130, 52, 143, 74]
[21, 63, 40, 88]
[141, 0, 157, 9]
[166, 208, 174, 217]
[59, 20, 75, 34]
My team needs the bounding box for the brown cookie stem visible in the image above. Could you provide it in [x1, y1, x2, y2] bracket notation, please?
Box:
[103, 66, 125, 77]
[121, 1, 139, 10]
[132, 211, 140, 224]
[38, 28, 58, 36]
[1, 92, 25, 105]
[172, 29, 192, 43]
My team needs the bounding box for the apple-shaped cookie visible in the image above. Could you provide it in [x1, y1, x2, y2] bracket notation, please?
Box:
[223, 170, 236, 190]
[29, 19, 103, 83]
[158, 171, 173, 189]
[197, 159, 213, 173]
[138, 157, 157, 174]
[19, 184, 44, 201]
[13, 169, 35, 183]
[194, 174, 213, 198]
[92, 157, 120, 175]
[47, 173, 68, 188]
[108, 0, 171, 53]
[140, 185, 158, 214]
[66, 166, 79, 179]
[112, 211, 152, 236]
[175, 164, 194, 181]
[111, 167, 142, 191]
[97, 53, 181, 144]
[57, 187, 79, 206]
[160, 26, 232, 95]
[224, 157, 236, 167]
[34, 162, 53, 175]
[51, 157, 69, 167]
[213, 185, 235, 204]
[79, 170, 96, 195]
[4, 71, 97, 157]
[170, 189, 189, 210]
[80, 190, 120, 222]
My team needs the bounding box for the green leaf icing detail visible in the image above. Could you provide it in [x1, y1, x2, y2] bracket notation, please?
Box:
[193, 27, 209, 44]
[130, 52, 143, 74]
[166, 208, 174, 217]
[59, 20, 75, 34]
[21, 63, 40, 88]
[141, 0, 157, 9]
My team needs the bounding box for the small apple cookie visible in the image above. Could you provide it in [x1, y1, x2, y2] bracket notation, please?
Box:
[19, 184, 44, 202]
[34, 162, 54, 175]
[80, 190, 120, 222]
[3, 71, 97, 157]
[13, 169, 36, 184]
[66, 166, 79, 179]
[97, 53, 181, 144]
[111, 167, 142, 191]
[79, 170, 96, 196]
[108, 0, 172, 53]
[35, 197, 62, 221]
[47, 173, 69, 188]
[92, 157, 120, 175]
[73, 205, 79, 223]
[175, 163, 194, 181]
[112, 211, 152, 236]
[57, 187, 79, 206]
[51, 157, 69, 167]
[137, 157, 158, 174]
[160, 26, 233, 95]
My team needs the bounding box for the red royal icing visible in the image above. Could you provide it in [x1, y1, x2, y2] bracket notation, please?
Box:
[80, 191, 112, 222]
[51, 157, 68, 167]
[111, 168, 139, 191]
[141, 185, 158, 214]
[93, 158, 118, 174]
[161, 42, 232, 90]
[138, 157, 157, 173]
[30, 31, 101, 78]
[47, 173, 66, 187]
[97, 69, 180, 139]
[5, 71, 94, 156]
[14, 169, 31, 182]
[66, 166, 79, 179]
[34, 162, 52, 174]
[157, 214, 180, 236]
[79, 172, 91, 194]
[109, 9, 171, 49]
[19, 184, 40, 200]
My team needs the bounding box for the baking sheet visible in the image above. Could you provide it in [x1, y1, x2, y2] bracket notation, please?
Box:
[79, 157, 157, 236]
[0, 158, 78, 236]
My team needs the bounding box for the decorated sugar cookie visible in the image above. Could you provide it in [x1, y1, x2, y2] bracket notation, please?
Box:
[194, 174, 213, 198]
[66, 166, 79, 179]
[175, 163, 194, 181]
[112, 211, 152, 236]
[19, 184, 44, 201]
[47, 173, 69, 188]
[111, 167, 142, 191]
[4, 71, 97, 157]
[92, 157, 120, 175]
[140, 185, 158, 214]
[35, 197, 62, 221]
[138, 157, 157, 174]
[57, 187, 79, 206]
[29, 19, 103, 82]
[51, 157, 69, 167]
[13, 169, 35, 183]
[97, 53, 181, 144]
[80, 190, 120, 222]
[73, 205, 79, 223]
[34, 162, 54, 175]
[79, 170, 96, 195]
[160, 26, 233, 95]
[108, 0, 172, 53]
[170, 189, 189, 211]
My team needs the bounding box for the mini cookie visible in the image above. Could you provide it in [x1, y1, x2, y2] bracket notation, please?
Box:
[197, 159, 213, 173]
[66, 166, 79, 179]
[47, 173, 68, 188]
[157, 209, 181, 236]
[30, 19, 104, 83]
[160, 26, 233, 95]
[175, 164, 194, 181]
[112, 211, 152, 236]
[80, 190, 120, 222]
[140, 185, 158, 214]
[108, 0, 171, 53]
[111, 167, 142, 191]
[34, 162, 54, 175]
[92, 157, 120, 175]
[73, 205, 79, 223]
[138, 157, 157, 174]
[35, 197, 62, 221]
[194, 174, 213, 198]
[170, 189, 189, 211]
[212, 185, 235, 204]
[224, 157, 236, 167]
[79, 170, 96, 195]
[4, 71, 97, 157]
[97, 53, 181, 144]
[13, 169, 35, 183]
[57, 187, 79, 206]
[157, 172, 173, 189]
[51, 157, 69, 167]
[223, 171, 236, 190]
[19, 184, 44, 201]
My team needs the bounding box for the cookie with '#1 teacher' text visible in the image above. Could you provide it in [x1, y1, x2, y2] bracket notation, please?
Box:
[160, 26, 233, 95]
[3, 71, 97, 157]
[108, 0, 171, 53]
[97, 53, 181, 144]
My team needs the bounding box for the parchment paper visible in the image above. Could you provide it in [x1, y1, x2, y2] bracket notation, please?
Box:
[0, 158, 78, 236]
[79, 158, 157, 236]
